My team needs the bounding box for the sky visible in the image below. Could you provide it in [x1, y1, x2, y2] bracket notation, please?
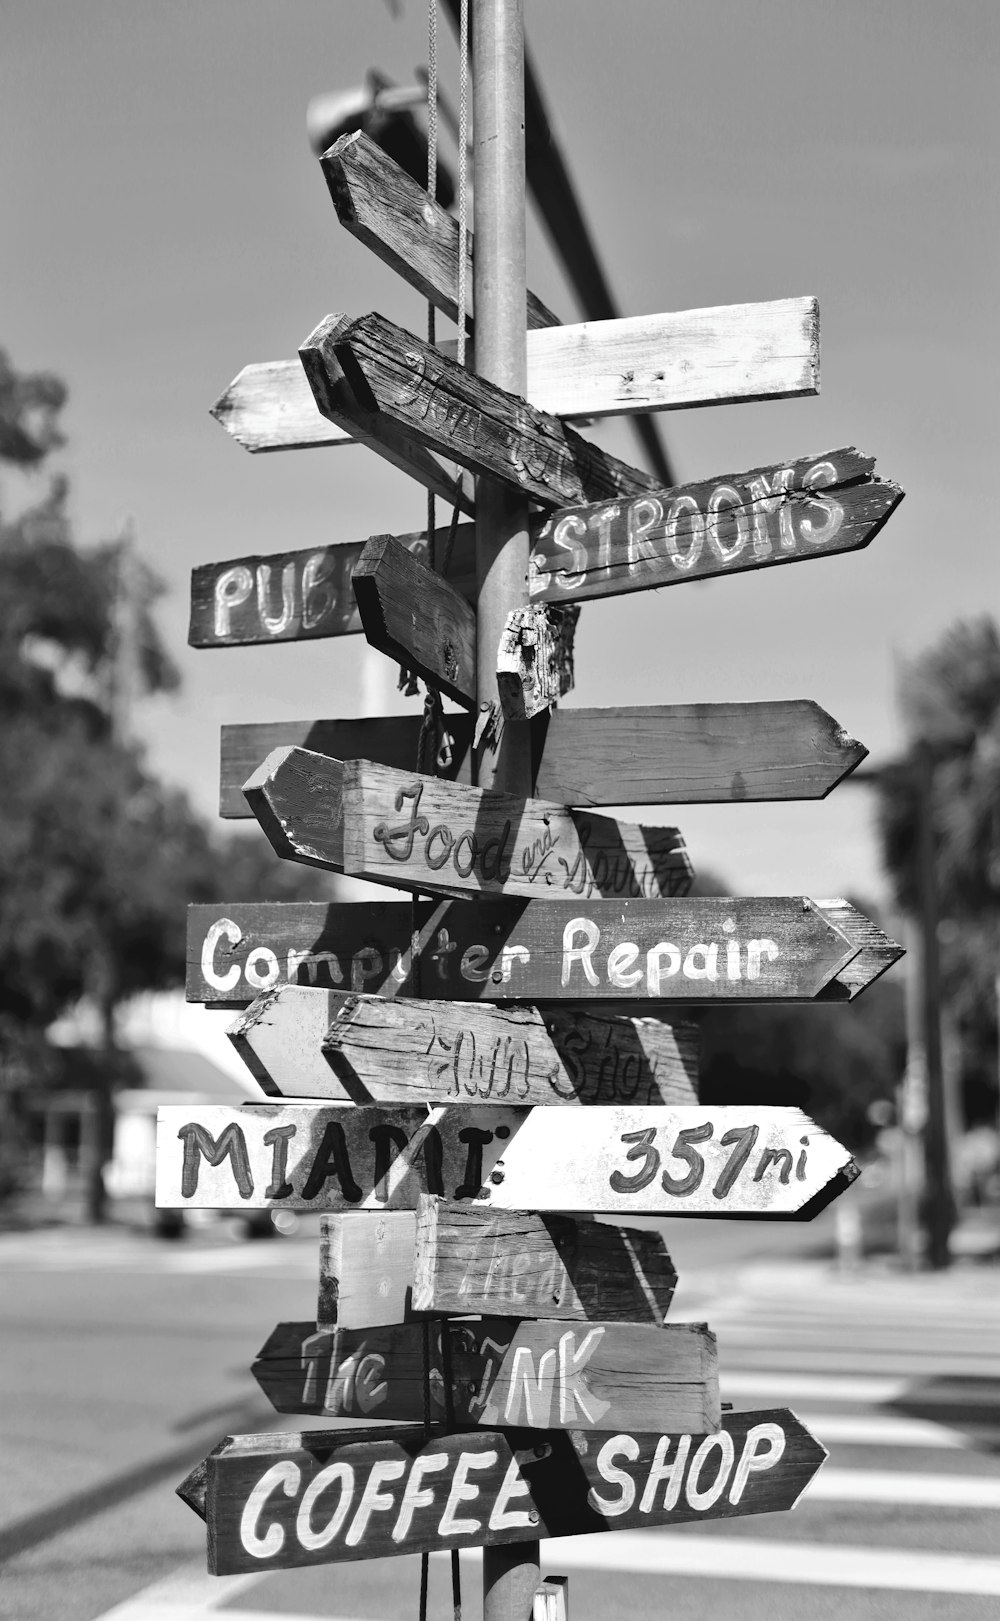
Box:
[2, 0, 997, 910]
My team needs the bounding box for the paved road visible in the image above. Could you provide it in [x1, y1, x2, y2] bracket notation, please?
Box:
[1, 1216, 999, 1621]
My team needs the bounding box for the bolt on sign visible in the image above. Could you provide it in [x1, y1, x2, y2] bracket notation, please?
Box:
[166, 6, 903, 1595]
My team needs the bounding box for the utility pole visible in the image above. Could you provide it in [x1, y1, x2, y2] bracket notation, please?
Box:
[915, 744, 955, 1267]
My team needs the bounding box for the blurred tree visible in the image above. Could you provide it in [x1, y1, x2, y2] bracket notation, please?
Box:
[877, 618, 1000, 1126]
[0, 349, 327, 1217]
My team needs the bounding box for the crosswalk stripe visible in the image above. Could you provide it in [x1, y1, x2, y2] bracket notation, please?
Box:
[797, 1410, 1000, 1448]
[809, 1467, 1000, 1508]
[721, 1349, 1000, 1377]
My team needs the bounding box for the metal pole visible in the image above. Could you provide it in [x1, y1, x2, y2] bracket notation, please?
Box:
[916, 744, 955, 1268]
[472, 0, 532, 801]
[471, 0, 539, 1613]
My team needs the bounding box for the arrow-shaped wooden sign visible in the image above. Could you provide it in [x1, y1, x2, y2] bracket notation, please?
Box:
[217, 700, 866, 815]
[244, 749, 694, 903]
[188, 525, 475, 649]
[351, 535, 477, 708]
[214, 290, 820, 453]
[186, 896, 900, 1007]
[228, 985, 700, 1106]
[177, 1409, 827, 1573]
[155, 1103, 857, 1217]
[299, 312, 660, 510]
[318, 1203, 679, 1327]
[252, 1317, 719, 1434]
[530, 447, 903, 602]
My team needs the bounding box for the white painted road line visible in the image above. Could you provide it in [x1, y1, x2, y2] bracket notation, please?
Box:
[437, 1534, 1000, 1596]
[723, 1368, 1000, 1405]
[797, 1410, 1000, 1448]
[807, 1467, 1000, 1508]
[90, 1563, 260, 1618]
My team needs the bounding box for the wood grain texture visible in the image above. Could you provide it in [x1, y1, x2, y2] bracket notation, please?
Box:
[178, 1410, 827, 1572]
[232, 985, 699, 1106]
[497, 605, 579, 722]
[154, 1103, 857, 1217]
[352, 535, 477, 708]
[243, 749, 693, 903]
[523, 295, 819, 418]
[318, 1211, 416, 1327]
[188, 526, 476, 649]
[299, 313, 660, 511]
[185, 895, 886, 1007]
[413, 1200, 678, 1322]
[220, 716, 475, 815]
[217, 701, 866, 817]
[320, 130, 559, 333]
[530, 448, 903, 603]
[252, 1317, 719, 1434]
[208, 296, 820, 452]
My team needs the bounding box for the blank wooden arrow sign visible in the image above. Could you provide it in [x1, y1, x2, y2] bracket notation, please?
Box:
[154, 1103, 857, 1217]
[217, 700, 866, 816]
[299, 312, 660, 510]
[351, 535, 477, 708]
[188, 525, 475, 649]
[177, 1409, 828, 1573]
[318, 1203, 679, 1327]
[530, 447, 903, 603]
[186, 896, 899, 1007]
[227, 985, 700, 1106]
[214, 290, 820, 453]
[252, 1317, 719, 1435]
[244, 749, 693, 903]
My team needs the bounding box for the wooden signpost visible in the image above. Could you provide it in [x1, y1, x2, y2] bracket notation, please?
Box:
[216, 700, 867, 813]
[252, 1317, 720, 1433]
[317, 1203, 680, 1326]
[154, 1102, 856, 1217]
[185, 896, 901, 1007]
[228, 986, 701, 1105]
[243, 748, 694, 902]
[178, 1410, 827, 1574]
[166, 0, 905, 1604]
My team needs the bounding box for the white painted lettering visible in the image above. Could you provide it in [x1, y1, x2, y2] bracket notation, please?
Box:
[639, 1434, 691, 1513]
[664, 495, 704, 572]
[460, 945, 490, 982]
[202, 917, 241, 994]
[301, 551, 335, 630]
[551, 513, 588, 589]
[592, 504, 621, 574]
[588, 1434, 639, 1517]
[296, 1461, 355, 1551]
[797, 461, 845, 548]
[682, 943, 718, 980]
[500, 944, 531, 983]
[646, 941, 681, 996]
[391, 1452, 450, 1543]
[488, 1455, 535, 1532]
[626, 496, 663, 570]
[504, 1344, 557, 1425]
[558, 1327, 610, 1425]
[239, 1460, 299, 1559]
[747, 467, 794, 556]
[245, 945, 280, 991]
[729, 1421, 786, 1504]
[351, 947, 384, 991]
[213, 565, 254, 638]
[685, 1431, 735, 1510]
[437, 1450, 496, 1537]
[256, 562, 296, 636]
[607, 942, 643, 989]
[345, 1458, 408, 1547]
[562, 918, 600, 988]
[706, 484, 750, 564]
[746, 939, 779, 979]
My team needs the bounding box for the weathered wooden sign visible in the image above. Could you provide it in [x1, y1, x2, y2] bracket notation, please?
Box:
[229, 985, 700, 1105]
[253, 1317, 719, 1434]
[218, 700, 866, 817]
[299, 313, 660, 510]
[317, 1204, 679, 1327]
[217, 292, 822, 452]
[178, 1409, 827, 1573]
[497, 604, 579, 721]
[188, 525, 475, 649]
[244, 749, 693, 903]
[351, 535, 477, 709]
[155, 1103, 857, 1217]
[187, 896, 900, 1007]
[529, 447, 903, 604]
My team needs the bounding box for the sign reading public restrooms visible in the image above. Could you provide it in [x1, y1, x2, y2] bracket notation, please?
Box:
[164, 70, 903, 1586]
